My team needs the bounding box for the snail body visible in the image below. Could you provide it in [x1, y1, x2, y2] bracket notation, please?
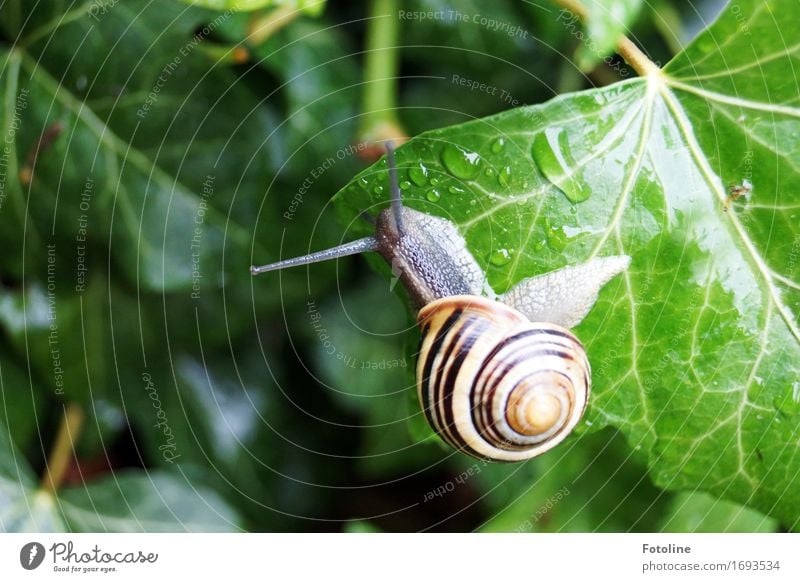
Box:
[252, 143, 629, 462]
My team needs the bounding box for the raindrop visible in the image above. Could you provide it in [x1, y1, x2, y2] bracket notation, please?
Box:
[531, 128, 590, 203]
[491, 138, 506, 154]
[448, 185, 466, 194]
[358, 176, 370, 189]
[441, 144, 481, 180]
[373, 185, 384, 195]
[426, 189, 441, 202]
[546, 223, 569, 251]
[399, 180, 412, 190]
[408, 163, 428, 186]
[484, 167, 497, 177]
[498, 165, 512, 187]
[430, 177, 440, 186]
[489, 248, 512, 266]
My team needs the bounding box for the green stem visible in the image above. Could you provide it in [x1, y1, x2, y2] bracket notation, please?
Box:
[555, 0, 660, 77]
[40, 402, 84, 495]
[651, 0, 685, 56]
[359, 0, 406, 144]
[246, 5, 300, 46]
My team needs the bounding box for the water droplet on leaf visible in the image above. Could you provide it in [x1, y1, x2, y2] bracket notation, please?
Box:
[426, 189, 441, 202]
[532, 129, 590, 203]
[546, 222, 569, 251]
[498, 165, 512, 187]
[491, 138, 505, 153]
[408, 163, 428, 186]
[489, 248, 512, 266]
[373, 185, 384, 195]
[441, 144, 481, 180]
[399, 180, 411, 190]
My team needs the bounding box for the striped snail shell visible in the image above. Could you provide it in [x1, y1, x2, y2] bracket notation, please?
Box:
[251, 142, 629, 462]
[417, 296, 589, 462]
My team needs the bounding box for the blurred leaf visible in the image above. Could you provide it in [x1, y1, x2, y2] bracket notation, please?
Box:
[0, 1, 268, 291]
[0, 349, 40, 447]
[334, 0, 800, 527]
[658, 491, 778, 533]
[178, 0, 326, 15]
[0, 420, 241, 532]
[309, 277, 443, 474]
[480, 429, 669, 532]
[59, 470, 242, 532]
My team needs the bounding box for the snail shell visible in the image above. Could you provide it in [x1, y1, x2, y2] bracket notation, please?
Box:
[417, 295, 590, 462]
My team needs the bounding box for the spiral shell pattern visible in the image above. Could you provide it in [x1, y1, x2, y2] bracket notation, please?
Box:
[416, 295, 590, 462]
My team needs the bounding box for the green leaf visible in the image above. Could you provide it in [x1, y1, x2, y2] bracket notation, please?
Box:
[334, 0, 800, 527]
[177, 0, 325, 16]
[0, 2, 268, 291]
[658, 491, 778, 533]
[0, 421, 241, 532]
[0, 351, 40, 448]
[480, 429, 670, 532]
[59, 470, 242, 532]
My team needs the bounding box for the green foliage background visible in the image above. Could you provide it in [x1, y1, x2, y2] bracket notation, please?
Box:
[0, 0, 796, 532]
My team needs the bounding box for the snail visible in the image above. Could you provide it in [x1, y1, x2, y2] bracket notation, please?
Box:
[251, 143, 630, 462]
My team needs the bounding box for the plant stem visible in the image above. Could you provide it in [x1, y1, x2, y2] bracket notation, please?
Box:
[40, 402, 84, 495]
[555, 0, 660, 77]
[246, 5, 300, 46]
[358, 0, 407, 151]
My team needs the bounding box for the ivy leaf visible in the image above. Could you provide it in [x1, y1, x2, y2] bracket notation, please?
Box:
[333, 0, 800, 527]
[0, 2, 269, 291]
[0, 423, 241, 532]
[658, 491, 777, 533]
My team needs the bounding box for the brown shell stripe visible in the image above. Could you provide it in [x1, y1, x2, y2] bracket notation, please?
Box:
[419, 308, 489, 453]
[472, 328, 586, 449]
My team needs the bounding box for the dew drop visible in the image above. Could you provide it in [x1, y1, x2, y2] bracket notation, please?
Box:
[448, 185, 466, 194]
[498, 165, 512, 187]
[532, 128, 590, 203]
[484, 167, 497, 177]
[546, 223, 569, 251]
[358, 176, 369, 189]
[399, 180, 412, 190]
[491, 138, 505, 154]
[408, 163, 428, 186]
[426, 188, 441, 202]
[373, 185, 384, 195]
[441, 144, 481, 180]
[489, 248, 512, 266]
[430, 177, 440, 186]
